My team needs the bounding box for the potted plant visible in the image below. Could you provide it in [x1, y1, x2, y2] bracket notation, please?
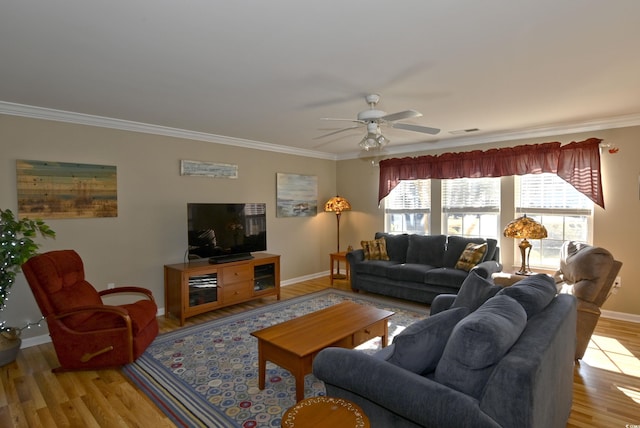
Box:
[0, 208, 55, 366]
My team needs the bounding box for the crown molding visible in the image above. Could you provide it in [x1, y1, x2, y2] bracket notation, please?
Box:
[337, 112, 640, 160]
[0, 101, 337, 161]
[3, 101, 639, 162]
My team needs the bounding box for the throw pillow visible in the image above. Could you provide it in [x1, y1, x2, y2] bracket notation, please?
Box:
[434, 295, 527, 399]
[454, 243, 488, 271]
[496, 273, 557, 318]
[451, 270, 503, 312]
[361, 238, 390, 260]
[387, 307, 469, 374]
[374, 232, 409, 262]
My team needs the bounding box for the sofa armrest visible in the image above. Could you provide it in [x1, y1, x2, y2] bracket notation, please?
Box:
[430, 294, 457, 315]
[471, 260, 503, 279]
[346, 249, 364, 264]
[313, 348, 500, 428]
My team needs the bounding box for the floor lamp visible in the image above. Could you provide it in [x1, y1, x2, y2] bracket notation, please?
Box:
[503, 214, 548, 275]
[324, 195, 352, 277]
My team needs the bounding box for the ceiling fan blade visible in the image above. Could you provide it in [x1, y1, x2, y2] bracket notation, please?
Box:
[381, 109, 422, 122]
[301, 93, 366, 109]
[314, 125, 361, 139]
[320, 117, 365, 123]
[391, 122, 440, 135]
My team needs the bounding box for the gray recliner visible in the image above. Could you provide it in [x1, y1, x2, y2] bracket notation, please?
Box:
[554, 241, 622, 360]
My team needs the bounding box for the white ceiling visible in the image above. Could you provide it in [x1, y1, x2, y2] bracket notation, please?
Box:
[2, 1, 640, 159]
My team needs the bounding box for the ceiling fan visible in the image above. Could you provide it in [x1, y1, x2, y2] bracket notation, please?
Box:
[318, 94, 440, 151]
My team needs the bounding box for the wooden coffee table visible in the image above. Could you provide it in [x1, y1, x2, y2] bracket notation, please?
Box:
[251, 301, 394, 402]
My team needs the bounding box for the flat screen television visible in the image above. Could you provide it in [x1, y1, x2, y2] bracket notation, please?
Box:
[187, 203, 267, 263]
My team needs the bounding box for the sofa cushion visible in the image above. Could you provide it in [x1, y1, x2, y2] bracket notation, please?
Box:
[361, 238, 389, 260]
[375, 232, 409, 263]
[483, 238, 498, 261]
[386, 264, 435, 283]
[435, 295, 527, 399]
[454, 243, 488, 271]
[451, 270, 503, 312]
[424, 267, 469, 288]
[406, 234, 446, 266]
[351, 260, 401, 277]
[444, 236, 497, 267]
[497, 273, 557, 318]
[387, 307, 470, 375]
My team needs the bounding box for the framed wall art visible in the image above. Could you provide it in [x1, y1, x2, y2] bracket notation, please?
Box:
[180, 160, 238, 179]
[276, 173, 318, 217]
[16, 159, 118, 219]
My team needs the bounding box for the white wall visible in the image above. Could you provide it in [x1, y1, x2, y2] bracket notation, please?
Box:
[1, 115, 338, 339]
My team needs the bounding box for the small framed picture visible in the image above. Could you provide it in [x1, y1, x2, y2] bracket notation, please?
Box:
[276, 173, 318, 217]
[180, 160, 238, 179]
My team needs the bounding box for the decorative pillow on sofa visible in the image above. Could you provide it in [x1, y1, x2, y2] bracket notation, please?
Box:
[443, 236, 497, 268]
[496, 273, 557, 318]
[434, 295, 527, 399]
[451, 270, 503, 312]
[361, 238, 390, 260]
[387, 307, 469, 374]
[454, 243, 488, 271]
[375, 232, 409, 263]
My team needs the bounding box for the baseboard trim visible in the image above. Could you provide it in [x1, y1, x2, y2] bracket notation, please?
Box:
[601, 309, 640, 324]
[20, 275, 636, 349]
[20, 274, 330, 349]
[281, 271, 328, 287]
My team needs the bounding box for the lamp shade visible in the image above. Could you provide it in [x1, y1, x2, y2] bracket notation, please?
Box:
[503, 214, 547, 275]
[324, 196, 352, 214]
[503, 215, 548, 239]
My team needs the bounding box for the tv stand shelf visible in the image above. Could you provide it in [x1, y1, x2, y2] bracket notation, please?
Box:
[164, 253, 280, 325]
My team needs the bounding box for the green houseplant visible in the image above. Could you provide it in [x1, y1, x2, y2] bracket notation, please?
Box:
[0, 208, 55, 365]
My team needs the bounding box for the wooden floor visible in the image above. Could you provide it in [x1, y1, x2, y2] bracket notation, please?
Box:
[0, 276, 638, 427]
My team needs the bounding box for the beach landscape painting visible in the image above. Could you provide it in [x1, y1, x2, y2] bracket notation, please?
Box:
[276, 173, 318, 217]
[17, 160, 118, 219]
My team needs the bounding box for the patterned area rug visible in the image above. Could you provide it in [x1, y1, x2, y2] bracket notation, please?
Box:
[123, 289, 428, 428]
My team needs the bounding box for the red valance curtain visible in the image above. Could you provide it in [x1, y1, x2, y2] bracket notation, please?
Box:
[378, 137, 604, 208]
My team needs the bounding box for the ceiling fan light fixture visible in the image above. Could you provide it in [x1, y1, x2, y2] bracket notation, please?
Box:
[319, 94, 438, 151]
[376, 134, 389, 146]
[359, 132, 389, 151]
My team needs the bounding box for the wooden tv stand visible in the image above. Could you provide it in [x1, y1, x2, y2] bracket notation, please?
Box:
[164, 253, 280, 325]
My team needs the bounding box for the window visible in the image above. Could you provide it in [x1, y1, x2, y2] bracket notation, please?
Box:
[384, 179, 430, 234]
[516, 173, 593, 268]
[442, 178, 500, 239]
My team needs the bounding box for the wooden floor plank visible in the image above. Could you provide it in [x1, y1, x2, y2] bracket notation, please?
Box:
[0, 276, 637, 427]
[19, 400, 45, 428]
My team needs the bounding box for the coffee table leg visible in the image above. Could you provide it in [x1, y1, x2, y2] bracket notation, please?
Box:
[257, 341, 266, 390]
[381, 320, 389, 347]
[295, 373, 305, 402]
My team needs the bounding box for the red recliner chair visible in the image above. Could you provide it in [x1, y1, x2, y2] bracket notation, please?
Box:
[22, 250, 159, 371]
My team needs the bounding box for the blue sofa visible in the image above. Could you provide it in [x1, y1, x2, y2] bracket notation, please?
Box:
[347, 233, 503, 304]
[313, 274, 577, 428]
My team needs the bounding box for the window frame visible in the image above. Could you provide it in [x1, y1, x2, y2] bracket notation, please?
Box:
[441, 177, 501, 240]
[514, 174, 594, 269]
[383, 179, 431, 235]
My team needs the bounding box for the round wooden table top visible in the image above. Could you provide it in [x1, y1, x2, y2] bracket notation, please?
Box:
[281, 396, 370, 428]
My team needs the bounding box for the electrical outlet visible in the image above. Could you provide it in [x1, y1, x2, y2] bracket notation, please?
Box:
[107, 283, 115, 289]
[613, 276, 622, 288]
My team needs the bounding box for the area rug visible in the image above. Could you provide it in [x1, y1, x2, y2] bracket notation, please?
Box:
[123, 289, 428, 428]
